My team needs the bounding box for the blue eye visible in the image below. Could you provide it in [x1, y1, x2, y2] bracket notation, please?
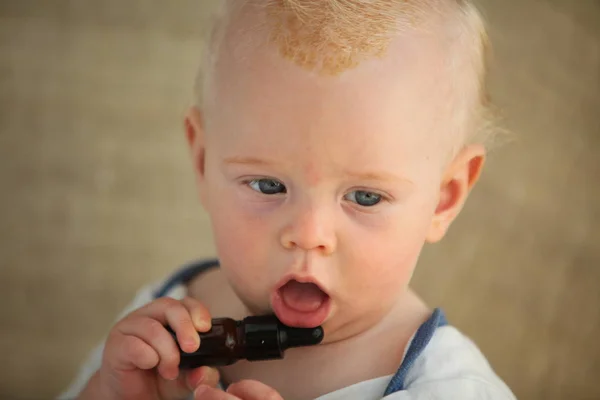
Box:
[345, 190, 382, 207]
[248, 179, 287, 195]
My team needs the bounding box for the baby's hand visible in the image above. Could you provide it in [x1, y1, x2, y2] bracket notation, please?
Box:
[194, 380, 283, 400]
[79, 296, 219, 400]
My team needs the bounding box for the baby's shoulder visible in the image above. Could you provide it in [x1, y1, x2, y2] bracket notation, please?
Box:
[397, 326, 516, 399]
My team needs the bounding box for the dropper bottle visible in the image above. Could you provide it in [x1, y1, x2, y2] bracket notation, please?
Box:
[167, 315, 324, 368]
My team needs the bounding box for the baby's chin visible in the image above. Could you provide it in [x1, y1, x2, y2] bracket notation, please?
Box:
[318, 313, 383, 344]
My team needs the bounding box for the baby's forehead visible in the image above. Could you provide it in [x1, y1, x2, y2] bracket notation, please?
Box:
[210, 40, 457, 166]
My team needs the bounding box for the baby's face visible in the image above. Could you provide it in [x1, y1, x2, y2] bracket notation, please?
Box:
[191, 21, 473, 342]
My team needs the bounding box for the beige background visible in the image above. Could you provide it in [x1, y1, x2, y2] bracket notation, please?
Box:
[1, 1, 598, 399]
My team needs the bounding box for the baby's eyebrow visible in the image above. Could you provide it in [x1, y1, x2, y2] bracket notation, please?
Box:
[343, 170, 414, 186]
[223, 156, 276, 167]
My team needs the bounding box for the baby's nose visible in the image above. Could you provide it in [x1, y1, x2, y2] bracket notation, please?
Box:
[279, 206, 337, 255]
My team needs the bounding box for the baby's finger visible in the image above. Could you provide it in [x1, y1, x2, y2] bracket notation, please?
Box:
[106, 334, 160, 371]
[227, 380, 283, 400]
[116, 316, 181, 380]
[194, 385, 238, 400]
[186, 366, 221, 391]
[180, 296, 212, 332]
[133, 297, 203, 354]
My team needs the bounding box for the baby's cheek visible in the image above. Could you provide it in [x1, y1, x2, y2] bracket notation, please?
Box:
[214, 213, 267, 269]
[353, 236, 422, 299]
[210, 192, 264, 250]
[210, 206, 274, 305]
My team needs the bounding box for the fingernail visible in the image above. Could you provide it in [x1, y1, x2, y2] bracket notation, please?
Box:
[183, 334, 200, 350]
[196, 318, 211, 332]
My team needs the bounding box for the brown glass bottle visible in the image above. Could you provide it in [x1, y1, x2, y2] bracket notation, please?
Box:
[167, 315, 324, 369]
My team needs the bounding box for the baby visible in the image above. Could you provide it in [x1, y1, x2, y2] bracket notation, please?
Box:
[59, 0, 516, 399]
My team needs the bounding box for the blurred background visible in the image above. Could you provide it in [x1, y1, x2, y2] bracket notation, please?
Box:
[0, 0, 598, 399]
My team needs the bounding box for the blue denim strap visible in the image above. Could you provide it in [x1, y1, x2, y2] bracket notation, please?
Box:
[153, 259, 220, 298]
[383, 308, 448, 395]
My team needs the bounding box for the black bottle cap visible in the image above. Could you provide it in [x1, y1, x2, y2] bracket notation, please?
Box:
[279, 325, 324, 349]
[243, 316, 282, 361]
[242, 315, 325, 361]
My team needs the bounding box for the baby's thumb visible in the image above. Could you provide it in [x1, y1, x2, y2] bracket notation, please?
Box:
[158, 366, 221, 400]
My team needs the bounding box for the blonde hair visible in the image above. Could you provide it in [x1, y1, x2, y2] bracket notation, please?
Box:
[194, 0, 502, 147]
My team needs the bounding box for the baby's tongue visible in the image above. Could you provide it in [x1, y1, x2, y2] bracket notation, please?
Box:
[280, 280, 327, 312]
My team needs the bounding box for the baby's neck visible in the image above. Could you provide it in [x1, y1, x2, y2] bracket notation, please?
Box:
[187, 270, 431, 399]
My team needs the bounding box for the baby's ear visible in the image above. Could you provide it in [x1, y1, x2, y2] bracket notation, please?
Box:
[426, 144, 486, 243]
[184, 106, 208, 202]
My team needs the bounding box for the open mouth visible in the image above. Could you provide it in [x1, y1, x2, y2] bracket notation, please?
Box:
[271, 278, 332, 328]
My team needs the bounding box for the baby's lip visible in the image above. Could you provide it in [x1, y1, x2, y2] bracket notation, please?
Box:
[274, 273, 330, 297]
[271, 273, 332, 328]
